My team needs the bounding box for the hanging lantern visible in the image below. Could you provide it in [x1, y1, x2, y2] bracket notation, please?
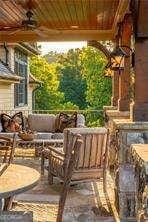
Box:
[110, 47, 127, 70]
[104, 67, 114, 77]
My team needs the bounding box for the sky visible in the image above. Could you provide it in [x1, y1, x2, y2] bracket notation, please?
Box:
[38, 41, 87, 55]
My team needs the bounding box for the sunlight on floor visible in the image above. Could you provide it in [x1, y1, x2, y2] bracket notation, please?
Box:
[12, 157, 117, 221]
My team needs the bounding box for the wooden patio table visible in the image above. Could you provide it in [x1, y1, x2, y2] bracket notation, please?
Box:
[0, 163, 40, 210]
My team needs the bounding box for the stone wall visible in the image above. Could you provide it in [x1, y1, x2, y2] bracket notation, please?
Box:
[112, 120, 148, 221]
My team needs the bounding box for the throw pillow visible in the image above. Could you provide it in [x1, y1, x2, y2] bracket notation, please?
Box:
[0, 112, 24, 132]
[55, 112, 77, 133]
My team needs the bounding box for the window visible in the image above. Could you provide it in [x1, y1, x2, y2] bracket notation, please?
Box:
[14, 49, 28, 107]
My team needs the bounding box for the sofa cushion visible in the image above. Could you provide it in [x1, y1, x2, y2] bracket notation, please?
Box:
[55, 112, 77, 133]
[28, 114, 56, 132]
[77, 114, 85, 127]
[0, 112, 24, 132]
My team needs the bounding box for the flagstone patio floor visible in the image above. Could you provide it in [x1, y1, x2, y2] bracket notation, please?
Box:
[11, 154, 118, 222]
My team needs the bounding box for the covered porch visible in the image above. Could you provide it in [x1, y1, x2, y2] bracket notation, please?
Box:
[0, 0, 148, 221]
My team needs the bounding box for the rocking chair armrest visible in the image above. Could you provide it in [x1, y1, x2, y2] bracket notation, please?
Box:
[50, 153, 64, 162]
[47, 146, 65, 157]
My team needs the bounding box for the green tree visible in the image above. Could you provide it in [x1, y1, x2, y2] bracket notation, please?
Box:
[30, 56, 79, 110]
[80, 47, 112, 110]
[58, 49, 87, 109]
[30, 56, 64, 110]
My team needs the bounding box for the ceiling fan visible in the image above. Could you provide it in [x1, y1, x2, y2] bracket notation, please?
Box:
[3, 0, 38, 9]
[1, 1, 60, 37]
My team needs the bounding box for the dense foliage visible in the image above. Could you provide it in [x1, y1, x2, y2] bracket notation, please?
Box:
[30, 56, 78, 110]
[58, 49, 87, 109]
[80, 47, 112, 110]
[30, 46, 112, 125]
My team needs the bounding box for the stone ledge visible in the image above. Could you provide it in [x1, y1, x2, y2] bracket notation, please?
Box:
[103, 106, 117, 112]
[106, 110, 130, 118]
[113, 119, 148, 130]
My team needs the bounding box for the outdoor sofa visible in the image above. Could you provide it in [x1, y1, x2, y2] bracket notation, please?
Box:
[0, 113, 85, 140]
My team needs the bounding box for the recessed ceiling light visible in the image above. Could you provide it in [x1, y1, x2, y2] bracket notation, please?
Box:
[71, 25, 79, 29]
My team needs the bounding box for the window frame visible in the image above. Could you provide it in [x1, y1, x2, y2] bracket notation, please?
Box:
[14, 49, 28, 107]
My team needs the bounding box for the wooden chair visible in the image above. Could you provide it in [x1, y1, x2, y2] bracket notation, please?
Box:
[0, 134, 16, 210]
[42, 127, 109, 222]
[0, 134, 16, 164]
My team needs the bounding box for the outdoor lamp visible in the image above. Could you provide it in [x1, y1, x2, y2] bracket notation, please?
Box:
[104, 62, 114, 77]
[110, 45, 134, 71]
[104, 67, 114, 77]
[110, 47, 127, 71]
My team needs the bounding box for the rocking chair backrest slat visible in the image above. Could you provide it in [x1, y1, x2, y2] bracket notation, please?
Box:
[0, 133, 16, 164]
[63, 128, 108, 170]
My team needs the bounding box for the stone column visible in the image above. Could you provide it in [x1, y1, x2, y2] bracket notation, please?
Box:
[118, 14, 132, 111]
[131, 39, 148, 121]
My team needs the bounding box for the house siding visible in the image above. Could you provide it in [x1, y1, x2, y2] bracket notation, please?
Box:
[0, 82, 13, 110]
[0, 81, 33, 111]
[0, 45, 35, 112]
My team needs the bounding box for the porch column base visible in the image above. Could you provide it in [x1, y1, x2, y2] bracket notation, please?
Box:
[103, 110, 130, 169]
[103, 106, 117, 128]
[103, 105, 117, 112]
[105, 109, 130, 129]
[130, 102, 148, 121]
[118, 98, 130, 112]
[111, 97, 118, 107]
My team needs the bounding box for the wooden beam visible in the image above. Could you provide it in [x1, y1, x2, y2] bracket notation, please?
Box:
[0, 30, 114, 42]
[118, 14, 132, 111]
[112, 0, 130, 33]
[87, 40, 111, 60]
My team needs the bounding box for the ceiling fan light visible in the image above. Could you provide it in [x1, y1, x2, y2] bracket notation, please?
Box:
[71, 25, 79, 29]
[22, 19, 37, 29]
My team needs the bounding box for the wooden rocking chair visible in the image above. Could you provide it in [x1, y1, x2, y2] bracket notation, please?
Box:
[42, 127, 109, 222]
[0, 133, 17, 210]
[0, 134, 16, 165]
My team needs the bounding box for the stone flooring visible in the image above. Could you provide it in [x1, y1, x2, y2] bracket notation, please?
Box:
[11, 156, 118, 222]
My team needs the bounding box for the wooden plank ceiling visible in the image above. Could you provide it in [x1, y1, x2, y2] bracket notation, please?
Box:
[0, 0, 129, 42]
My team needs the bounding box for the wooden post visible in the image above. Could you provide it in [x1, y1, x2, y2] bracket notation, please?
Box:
[118, 14, 132, 111]
[111, 35, 120, 107]
[111, 71, 119, 107]
[131, 39, 148, 121]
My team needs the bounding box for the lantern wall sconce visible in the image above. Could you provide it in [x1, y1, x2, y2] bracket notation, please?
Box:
[109, 45, 135, 71]
[104, 67, 114, 77]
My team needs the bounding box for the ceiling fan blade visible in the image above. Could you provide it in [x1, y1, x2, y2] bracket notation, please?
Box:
[38, 26, 61, 34]
[34, 29, 49, 37]
[8, 28, 21, 35]
[0, 26, 21, 32]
